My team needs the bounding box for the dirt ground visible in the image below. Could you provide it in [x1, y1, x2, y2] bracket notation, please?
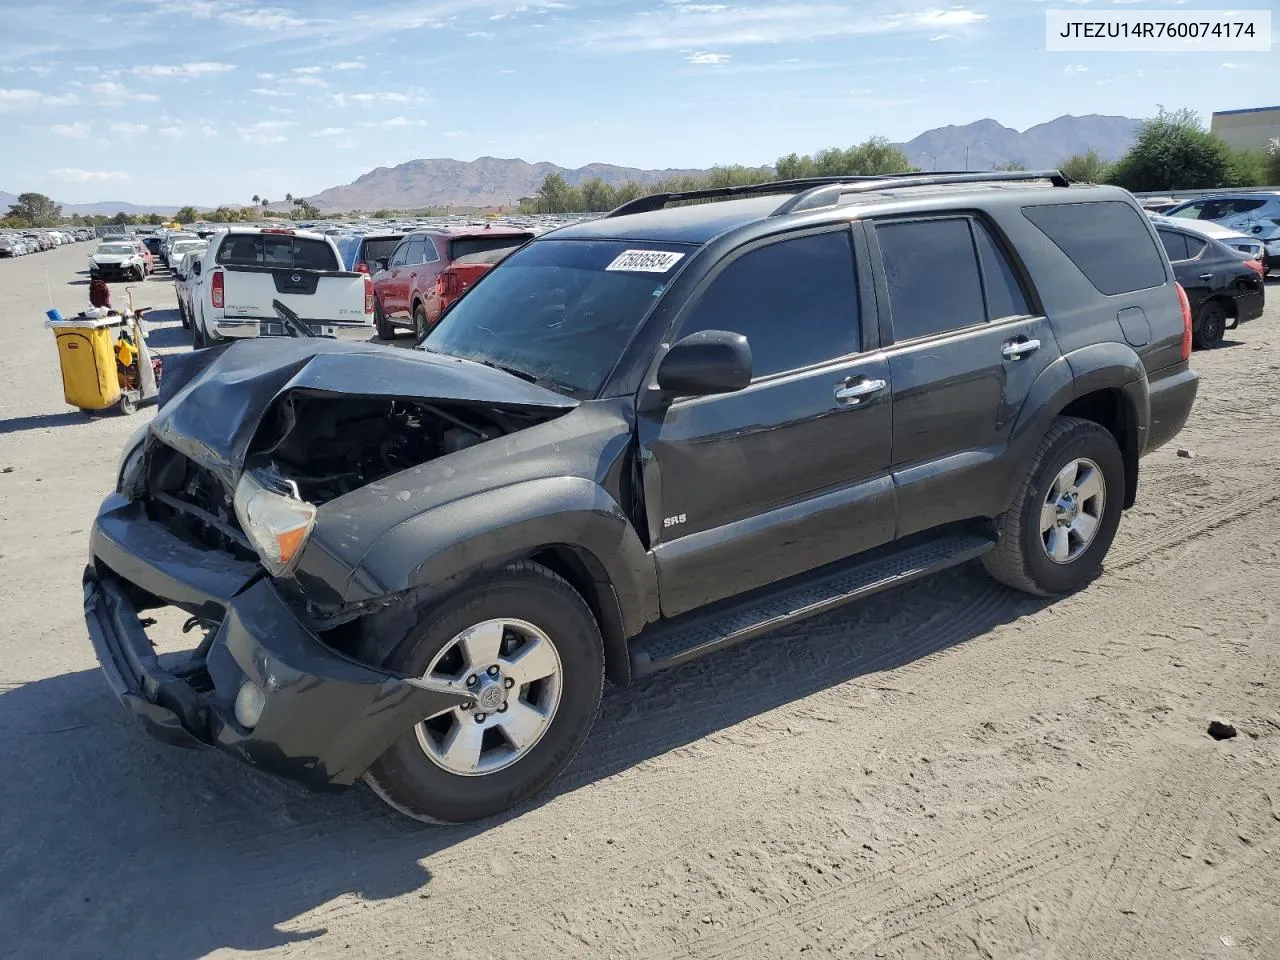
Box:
[1, 243, 1278, 960]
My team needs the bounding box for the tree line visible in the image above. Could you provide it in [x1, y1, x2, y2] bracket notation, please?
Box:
[519, 110, 1280, 215]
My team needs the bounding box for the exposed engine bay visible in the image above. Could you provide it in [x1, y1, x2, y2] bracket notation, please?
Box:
[245, 391, 560, 504]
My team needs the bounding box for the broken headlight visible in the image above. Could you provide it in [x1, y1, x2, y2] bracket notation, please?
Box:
[233, 470, 317, 577]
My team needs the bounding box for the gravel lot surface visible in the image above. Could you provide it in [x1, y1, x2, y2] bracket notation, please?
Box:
[2, 243, 1278, 960]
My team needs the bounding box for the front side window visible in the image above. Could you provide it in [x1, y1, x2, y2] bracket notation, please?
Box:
[389, 241, 410, 268]
[877, 218, 986, 341]
[405, 239, 427, 264]
[677, 231, 861, 379]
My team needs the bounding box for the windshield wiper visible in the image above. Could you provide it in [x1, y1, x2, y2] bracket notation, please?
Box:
[474, 358, 538, 384]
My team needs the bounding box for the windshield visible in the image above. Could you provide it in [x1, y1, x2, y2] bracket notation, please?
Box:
[97, 244, 135, 255]
[171, 241, 207, 255]
[448, 234, 533, 266]
[421, 239, 696, 399]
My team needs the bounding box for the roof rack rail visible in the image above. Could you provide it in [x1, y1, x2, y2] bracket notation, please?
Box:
[770, 170, 1071, 217]
[603, 170, 1071, 220]
[603, 176, 895, 219]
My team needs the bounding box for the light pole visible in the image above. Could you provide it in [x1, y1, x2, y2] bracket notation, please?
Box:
[923, 152, 938, 171]
[964, 138, 989, 172]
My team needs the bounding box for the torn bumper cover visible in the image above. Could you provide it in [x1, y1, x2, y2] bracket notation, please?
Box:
[84, 494, 470, 790]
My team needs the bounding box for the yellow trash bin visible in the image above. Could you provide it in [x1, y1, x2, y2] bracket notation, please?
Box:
[46, 315, 122, 412]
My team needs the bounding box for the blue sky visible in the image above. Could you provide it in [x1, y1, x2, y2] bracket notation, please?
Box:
[0, 0, 1275, 205]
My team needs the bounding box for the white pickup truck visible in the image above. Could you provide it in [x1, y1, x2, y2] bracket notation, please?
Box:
[188, 227, 373, 347]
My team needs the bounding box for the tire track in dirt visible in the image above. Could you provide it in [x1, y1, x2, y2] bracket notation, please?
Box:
[1109, 484, 1280, 571]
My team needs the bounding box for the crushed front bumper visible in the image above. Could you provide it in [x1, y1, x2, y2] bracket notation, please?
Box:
[84, 493, 469, 790]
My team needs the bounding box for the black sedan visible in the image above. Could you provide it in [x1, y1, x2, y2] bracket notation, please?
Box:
[1154, 222, 1266, 349]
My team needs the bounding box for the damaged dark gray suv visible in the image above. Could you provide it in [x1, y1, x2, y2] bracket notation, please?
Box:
[85, 172, 1200, 823]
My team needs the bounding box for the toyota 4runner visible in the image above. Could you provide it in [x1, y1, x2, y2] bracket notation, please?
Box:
[84, 171, 1199, 823]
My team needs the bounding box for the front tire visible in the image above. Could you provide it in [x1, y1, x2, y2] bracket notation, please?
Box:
[1193, 301, 1226, 349]
[983, 417, 1124, 596]
[178, 301, 190, 329]
[362, 561, 604, 824]
[412, 302, 429, 341]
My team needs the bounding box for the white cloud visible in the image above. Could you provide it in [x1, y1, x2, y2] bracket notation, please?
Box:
[111, 122, 150, 135]
[364, 116, 426, 128]
[685, 51, 730, 64]
[333, 61, 365, 70]
[0, 88, 78, 110]
[88, 81, 160, 105]
[217, 7, 306, 29]
[48, 168, 129, 183]
[237, 120, 294, 144]
[132, 62, 235, 78]
[51, 122, 91, 138]
[251, 87, 295, 97]
[284, 75, 327, 88]
[312, 127, 347, 136]
[291, 66, 324, 74]
[580, 3, 988, 52]
[1064, 64, 1089, 73]
[444, 130, 466, 137]
[158, 126, 186, 138]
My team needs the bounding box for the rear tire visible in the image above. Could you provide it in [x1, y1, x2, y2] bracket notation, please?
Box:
[412, 302, 429, 341]
[374, 298, 394, 340]
[982, 417, 1124, 596]
[178, 302, 190, 329]
[192, 319, 206, 349]
[1193, 301, 1226, 349]
[361, 561, 604, 824]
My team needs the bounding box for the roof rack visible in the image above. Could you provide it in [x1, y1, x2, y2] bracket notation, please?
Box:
[602, 170, 1071, 220]
[770, 170, 1071, 217]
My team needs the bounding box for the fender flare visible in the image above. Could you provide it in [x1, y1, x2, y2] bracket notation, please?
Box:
[1008, 343, 1149, 509]
[348, 475, 658, 658]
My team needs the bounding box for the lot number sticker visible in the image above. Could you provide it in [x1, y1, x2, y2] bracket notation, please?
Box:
[606, 250, 686, 273]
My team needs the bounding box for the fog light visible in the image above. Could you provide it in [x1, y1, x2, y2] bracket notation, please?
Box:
[234, 681, 267, 729]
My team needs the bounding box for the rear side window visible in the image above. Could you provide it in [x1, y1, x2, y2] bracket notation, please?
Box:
[678, 230, 860, 379]
[405, 239, 427, 264]
[449, 234, 533, 266]
[877, 218, 986, 340]
[216, 234, 339, 271]
[972, 220, 1031, 320]
[1185, 236, 1206, 258]
[1023, 201, 1166, 295]
[1158, 230, 1190, 262]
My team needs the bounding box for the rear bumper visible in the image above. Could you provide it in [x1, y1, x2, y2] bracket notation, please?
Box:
[1145, 362, 1199, 456]
[1233, 289, 1265, 325]
[214, 318, 373, 338]
[85, 493, 470, 789]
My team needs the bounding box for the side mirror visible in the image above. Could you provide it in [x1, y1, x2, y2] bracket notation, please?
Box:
[1253, 225, 1264, 234]
[192, 260, 202, 277]
[655, 330, 752, 399]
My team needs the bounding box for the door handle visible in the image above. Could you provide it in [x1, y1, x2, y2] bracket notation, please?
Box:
[1001, 338, 1041, 360]
[1199, 274, 1213, 281]
[834, 377, 887, 403]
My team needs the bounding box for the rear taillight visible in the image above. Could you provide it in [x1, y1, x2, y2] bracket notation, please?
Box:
[364, 275, 374, 314]
[355, 261, 369, 274]
[1243, 259, 1265, 279]
[438, 270, 459, 298]
[1175, 282, 1192, 362]
[261, 228, 295, 235]
[211, 271, 225, 309]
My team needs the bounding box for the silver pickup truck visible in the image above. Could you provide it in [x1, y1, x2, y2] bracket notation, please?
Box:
[189, 228, 374, 347]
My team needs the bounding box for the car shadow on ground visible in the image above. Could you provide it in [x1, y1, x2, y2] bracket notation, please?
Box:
[0, 411, 93, 435]
[0, 562, 1049, 959]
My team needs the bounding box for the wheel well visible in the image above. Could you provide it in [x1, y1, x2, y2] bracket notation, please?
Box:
[528, 546, 631, 687]
[1207, 294, 1236, 318]
[1059, 389, 1139, 509]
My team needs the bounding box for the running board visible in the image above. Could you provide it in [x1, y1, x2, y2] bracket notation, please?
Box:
[629, 533, 996, 677]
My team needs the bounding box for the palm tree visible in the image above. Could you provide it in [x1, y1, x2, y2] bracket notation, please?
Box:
[251, 194, 260, 205]
[285, 192, 294, 204]
[261, 198, 270, 208]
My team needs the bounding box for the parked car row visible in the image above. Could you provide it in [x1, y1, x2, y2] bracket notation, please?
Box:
[0, 228, 92, 257]
[1154, 191, 1280, 274]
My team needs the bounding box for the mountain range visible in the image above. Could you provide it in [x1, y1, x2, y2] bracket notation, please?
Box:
[4, 114, 1143, 215]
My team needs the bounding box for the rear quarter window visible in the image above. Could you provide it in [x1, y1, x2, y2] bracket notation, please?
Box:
[1022, 200, 1166, 296]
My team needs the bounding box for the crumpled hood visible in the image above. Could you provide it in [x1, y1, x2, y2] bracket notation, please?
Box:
[149, 338, 577, 491]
